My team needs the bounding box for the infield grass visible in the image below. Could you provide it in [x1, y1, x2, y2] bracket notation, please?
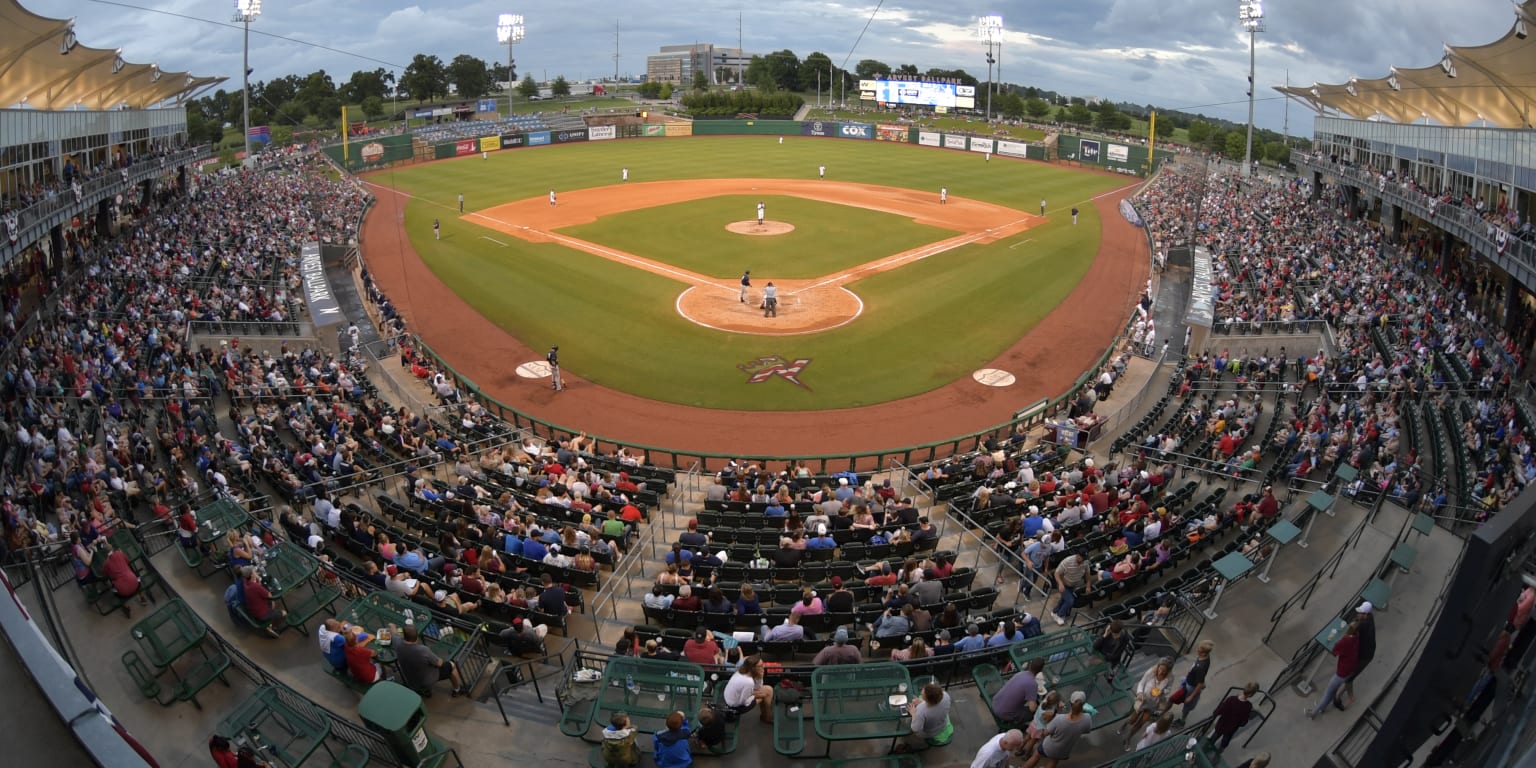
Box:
[371, 136, 1133, 410]
[558, 194, 958, 279]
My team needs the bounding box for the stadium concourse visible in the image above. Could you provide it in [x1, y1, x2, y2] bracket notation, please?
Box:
[0, 136, 1501, 768]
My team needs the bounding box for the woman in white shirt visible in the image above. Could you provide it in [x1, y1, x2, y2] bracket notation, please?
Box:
[722, 655, 775, 723]
[1120, 657, 1175, 749]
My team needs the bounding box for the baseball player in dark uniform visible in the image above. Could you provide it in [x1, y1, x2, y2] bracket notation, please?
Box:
[547, 346, 563, 391]
[739, 270, 751, 303]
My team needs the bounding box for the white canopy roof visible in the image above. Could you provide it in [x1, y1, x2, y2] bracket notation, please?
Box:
[1276, 0, 1536, 129]
[0, 0, 224, 111]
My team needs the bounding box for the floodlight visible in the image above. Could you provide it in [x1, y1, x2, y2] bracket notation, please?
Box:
[235, 0, 262, 19]
[978, 14, 1004, 37]
[497, 13, 526, 44]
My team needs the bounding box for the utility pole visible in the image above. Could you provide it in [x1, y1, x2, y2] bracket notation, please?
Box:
[613, 21, 620, 82]
[738, 11, 744, 85]
[1282, 69, 1290, 144]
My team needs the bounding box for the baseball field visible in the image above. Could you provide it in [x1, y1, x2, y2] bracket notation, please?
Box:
[363, 136, 1140, 415]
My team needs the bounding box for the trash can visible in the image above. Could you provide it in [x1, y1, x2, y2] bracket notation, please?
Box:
[358, 682, 445, 767]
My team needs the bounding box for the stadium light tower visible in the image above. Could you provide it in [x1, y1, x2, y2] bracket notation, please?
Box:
[233, 0, 261, 165]
[1239, 0, 1265, 177]
[977, 15, 1004, 121]
[497, 13, 526, 110]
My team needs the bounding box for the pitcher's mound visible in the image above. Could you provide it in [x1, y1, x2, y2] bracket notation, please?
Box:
[727, 220, 795, 236]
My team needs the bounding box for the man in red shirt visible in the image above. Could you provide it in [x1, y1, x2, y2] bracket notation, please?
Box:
[1257, 486, 1280, 520]
[615, 473, 641, 493]
[620, 503, 644, 525]
[1307, 621, 1359, 718]
[99, 543, 144, 606]
[241, 566, 286, 638]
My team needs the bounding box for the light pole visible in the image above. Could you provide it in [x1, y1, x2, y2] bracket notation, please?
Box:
[496, 13, 525, 112]
[977, 15, 1003, 120]
[1239, 0, 1265, 177]
[233, 0, 261, 164]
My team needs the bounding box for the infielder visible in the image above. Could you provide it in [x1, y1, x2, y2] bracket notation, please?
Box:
[622, 167, 629, 182]
[778, 136, 783, 145]
[818, 165, 826, 179]
[458, 193, 464, 212]
[1040, 198, 1047, 215]
[739, 270, 752, 303]
[433, 218, 440, 239]
[940, 187, 947, 205]
[1071, 207, 1080, 225]
[547, 346, 563, 391]
[756, 201, 765, 227]
[549, 189, 557, 207]
[762, 282, 778, 317]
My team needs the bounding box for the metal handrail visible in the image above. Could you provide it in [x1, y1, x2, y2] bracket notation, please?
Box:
[1261, 487, 1384, 645]
[491, 637, 579, 722]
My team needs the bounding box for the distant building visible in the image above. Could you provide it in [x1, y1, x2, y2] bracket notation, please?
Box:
[646, 44, 753, 85]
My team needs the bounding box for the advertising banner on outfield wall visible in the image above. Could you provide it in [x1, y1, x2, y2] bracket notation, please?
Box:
[802, 120, 835, 137]
[876, 124, 908, 142]
[1107, 144, 1129, 162]
[943, 134, 967, 150]
[455, 140, 478, 157]
[1079, 139, 1101, 163]
[969, 138, 996, 154]
[527, 131, 552, 146]
[838, 122, 873, 139]
[642, 125, 666, 137]
[480, 136, 501, 153]
[589, 125, 617, 141]
[500, 134, 526, 148]
[918, 131, 942, 147]
[553, 128, 588, 144]
[996, 140, 1030, 158]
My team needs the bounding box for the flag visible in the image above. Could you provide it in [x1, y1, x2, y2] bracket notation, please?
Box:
[246, 125, 271, 144]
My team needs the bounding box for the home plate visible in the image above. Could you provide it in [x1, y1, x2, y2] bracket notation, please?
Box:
[516, 361, 553, 379]
[972, 368, 1016, 387]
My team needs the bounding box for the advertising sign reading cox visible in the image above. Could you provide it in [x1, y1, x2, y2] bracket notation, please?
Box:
[839, 122, 873, 139]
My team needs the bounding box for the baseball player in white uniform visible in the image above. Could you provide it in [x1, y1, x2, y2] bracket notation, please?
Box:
[549, 189, 557, 207]
[940, 187, 947, 205]
[622, 168, 629, 182]
[818, 165, 825, 179]
[756, 201, 765, 227]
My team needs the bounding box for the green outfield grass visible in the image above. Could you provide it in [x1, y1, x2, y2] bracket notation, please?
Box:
[558, 194, 958, 279]
[373, 135, 1132, 410]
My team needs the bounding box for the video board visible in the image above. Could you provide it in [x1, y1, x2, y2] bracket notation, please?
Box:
[859, 80, 976, 110]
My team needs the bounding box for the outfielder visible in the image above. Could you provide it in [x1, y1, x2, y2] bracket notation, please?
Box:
[549, 189, 557, 207]
[547, 346, 563, 391]
[622, 167, 629, 182]
[739, 270, 752, 303]
[818, 165, 826, 179]
[458, 193, 464, 212]
[1040, 198, 1047, 215]
[433, 218, 440, 239]
[756, 201, 765, 227]
[940, 187, 947, 205]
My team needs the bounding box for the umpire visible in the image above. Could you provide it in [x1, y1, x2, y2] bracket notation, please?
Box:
[547, 346, 563, 391]
[763, 282, 778, 318]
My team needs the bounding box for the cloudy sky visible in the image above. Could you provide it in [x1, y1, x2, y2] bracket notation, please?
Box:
[43, 0, 1519, 133]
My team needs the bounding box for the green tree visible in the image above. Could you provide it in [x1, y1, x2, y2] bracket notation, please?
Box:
[636, 80, 662, 98]
[360, 95, 385, 121]
[659, 82, 674, 100]
[1264, 140, 1290, 165]
[276, 99, 308, 124]
[401, 54, 448, 102]
[1023, 97, 1051, 119]
[743, 56, 775, 91]
[764, 49, 801, 91]
[447, 55, 490, 99]
[998, 92, 1025, 120]
[1224, 131, 1246, 159]
[692, 69, 708, 90]
[340, 68, 388, 103]
[488, 62, 513, 90]
[1064, 103, 1094, 125]
[799, 52, 832, 92]
[297, 70, 336, 117]
[894, 63, 919, 77]
[517, 75, 539, 99]
[1187, 119, 1213, 146]
[924, 68, 978, 86]
[551, 75, 571, 97]
[854, 59, 889, 79]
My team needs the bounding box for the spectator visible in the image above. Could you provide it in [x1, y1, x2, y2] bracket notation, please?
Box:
[396, 624, 467, 697]
[722, 655, 775, 724]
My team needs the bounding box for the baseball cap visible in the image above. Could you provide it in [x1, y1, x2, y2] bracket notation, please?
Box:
[385, 565, 398, 576]
[833, 628, 850, 644]
[694, 627, 708, 641]
[433, 590, 447, 602]
[830, 576, 843, 588]
[1070, 690, 1088, 704]
[1356, 601, 1374, 614]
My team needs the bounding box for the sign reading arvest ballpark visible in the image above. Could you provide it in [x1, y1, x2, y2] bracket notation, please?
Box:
[298, 242, 344, 326]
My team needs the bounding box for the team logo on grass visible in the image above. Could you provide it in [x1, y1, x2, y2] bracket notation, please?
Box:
[739, 356, 813, 390]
